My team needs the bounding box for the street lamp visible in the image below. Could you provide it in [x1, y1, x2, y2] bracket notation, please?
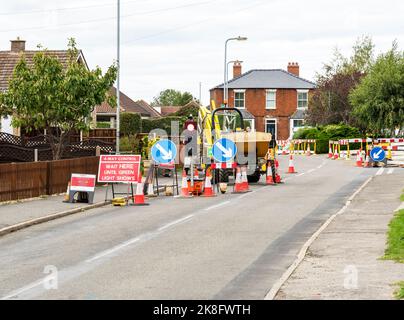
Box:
[224, 36, 247, 106]
[116, 0, 121, 154]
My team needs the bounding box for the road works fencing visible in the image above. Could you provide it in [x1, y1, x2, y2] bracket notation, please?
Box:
[0, 156, 100, 202]
[328, 138, 404, 164]
[276, 139, 317, 155]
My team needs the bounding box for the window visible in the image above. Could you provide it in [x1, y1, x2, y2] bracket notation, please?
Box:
[293, 119, 305, 128]
[266, 90, 276, 109]
[234, 90, 245, 109]
[297, 90, 309, 109]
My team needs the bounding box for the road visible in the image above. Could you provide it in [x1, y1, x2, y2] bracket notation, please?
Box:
[0, 156, 393, 300]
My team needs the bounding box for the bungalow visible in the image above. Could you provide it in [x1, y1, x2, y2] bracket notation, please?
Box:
[0, 38, 90, 135]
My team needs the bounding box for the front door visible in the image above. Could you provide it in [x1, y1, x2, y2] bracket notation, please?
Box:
[265, 119, 277, 140]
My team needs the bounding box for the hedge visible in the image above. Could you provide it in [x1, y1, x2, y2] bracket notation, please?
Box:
[293, 124, 363, 153]
[120, 113, 142, 136]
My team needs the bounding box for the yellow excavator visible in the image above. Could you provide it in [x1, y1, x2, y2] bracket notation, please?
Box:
[196, 101, 273, 183]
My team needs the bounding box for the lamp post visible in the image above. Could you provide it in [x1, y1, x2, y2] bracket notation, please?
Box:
[116, 0, 121, 154]
[223, 36, 247, 106]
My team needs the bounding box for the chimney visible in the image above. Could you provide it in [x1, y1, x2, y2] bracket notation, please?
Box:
[233, 60, 242, 78]
[287, 62, 300, 76]
[10, 37, 26, 52]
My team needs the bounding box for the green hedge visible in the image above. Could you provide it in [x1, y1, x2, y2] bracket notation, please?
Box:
[96, 121, 111, 129]
[120, 113, 142, 136]
[142, 116, 186, 135]
[293, 124, 363, 153]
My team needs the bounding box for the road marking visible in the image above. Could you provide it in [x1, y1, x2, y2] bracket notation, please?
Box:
[375, 168, 384, 176]
[297, 173, 305, 177]
[204, 201, 230, 211]
[86, 237, 141, 263]
[387, 168, 394, 175]
[307, 169, 315, 174]
[265, 176, 374, 300]
[1, 279, 45, 300]
[158, 214, 194, 231]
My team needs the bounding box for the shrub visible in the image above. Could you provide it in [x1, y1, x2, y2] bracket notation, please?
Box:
[120, 113, 142, 136]
[142, 116, 186, 135]
[96, 121, 111, 129]
[293, 124, 363, 153]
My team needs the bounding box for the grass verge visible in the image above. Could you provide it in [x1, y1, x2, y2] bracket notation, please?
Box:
[383, 191, 404, 299]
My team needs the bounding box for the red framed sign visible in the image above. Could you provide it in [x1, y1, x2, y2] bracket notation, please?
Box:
[98, 155, 141, 183]
[70, 174, 96, 192]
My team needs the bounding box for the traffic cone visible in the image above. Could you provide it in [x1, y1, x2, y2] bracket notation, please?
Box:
[233, 167, 247, 193]
[241, 166, 250, 191]
[266, 163, 275, 185]
[133, 174, 149, 206]
[333, 146, 339, 160]
[64, 182, 71, 202]
[146, 182, 156, 197]
[202, 169, 216, 197]
[306, 144, 311, 156]
[328, 146, 333, 158]
[194, 168, 199, 179]
[355, 151, 363, 167]
[179, 169, 192, 198]
[363, 152, 370, 168]
[287, 154, 297, 174]
[275, 159, 282, 183]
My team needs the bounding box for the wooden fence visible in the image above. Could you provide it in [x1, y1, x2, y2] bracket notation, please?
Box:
[0, 156, 100, 202]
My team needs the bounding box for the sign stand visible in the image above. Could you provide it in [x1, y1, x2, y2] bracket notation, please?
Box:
[67, 174, 96, 204]
[152, 163, 179, 196]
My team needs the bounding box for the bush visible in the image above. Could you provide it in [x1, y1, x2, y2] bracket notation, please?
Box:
[120, 113, 142, 136]
[293, 124, 363, 153]
[119, 135, 144, 154]
[96, 121, 111, 129]
[142, 116, 186, 135]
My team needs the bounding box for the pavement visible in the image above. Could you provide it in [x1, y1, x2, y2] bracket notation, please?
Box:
[275, 169, 404, 300]
[0, 155, 402, 300]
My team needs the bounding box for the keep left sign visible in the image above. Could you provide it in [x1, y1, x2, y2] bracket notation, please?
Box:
[98, 155, 141, 183]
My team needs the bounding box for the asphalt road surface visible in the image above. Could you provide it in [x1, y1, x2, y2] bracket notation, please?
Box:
[0, 156, 394, 300]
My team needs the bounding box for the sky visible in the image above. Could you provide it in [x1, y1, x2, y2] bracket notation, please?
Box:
[0, 0, 403, 105]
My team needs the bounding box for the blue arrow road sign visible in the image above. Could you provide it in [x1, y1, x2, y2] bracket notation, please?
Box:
[151, 140, 177, 164]
[370, 146, 386, 162]
[212, 138, 237, 163]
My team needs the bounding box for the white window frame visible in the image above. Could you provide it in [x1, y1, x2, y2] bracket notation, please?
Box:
[297, 89, 309, 109]
[266, 89, 277, 109]
[265, 118, 277, 140]
[234, 89, 246, 109]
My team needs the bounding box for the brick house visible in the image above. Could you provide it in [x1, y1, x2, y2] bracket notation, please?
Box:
[0, 38, 90, 135]
[210, 61, 316, 140]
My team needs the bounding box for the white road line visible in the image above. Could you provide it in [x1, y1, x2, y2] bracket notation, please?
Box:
[1, 279, 45, 300]
[86, 237, 141, 263]
[307, 169, 315, 173]
[297, 173, 305, 177]
[376, 168, 385, 176]
[387, 168, 394, 175]
[158, 214, 194, 231]
[204, 201, 230, 211]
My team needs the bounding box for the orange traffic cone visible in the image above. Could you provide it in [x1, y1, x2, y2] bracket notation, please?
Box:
[363, 152, 370, 168]
[333, 146, 339, 160]
[275, 159, 282, 183]
[328, 146, 333, 158]
[179, 169, 192, 198]
[133, 174, 149, 206]
[355, 151, 363, 167]
[64, 182, 71, 202]
[241, 166, 250, 191]
[306, 144, 311, 156]
[287, 154, 297, 173]
[233, 167, 247, 193]
[266, 162, 275, 185]
[202, 169, 216, 197]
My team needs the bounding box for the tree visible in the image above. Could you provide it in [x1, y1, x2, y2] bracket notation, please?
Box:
[350, 42, 404, 135]
[151, 89, 195, 106]
[305, 36, 375, 128]
[0, 39, 117, 160]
